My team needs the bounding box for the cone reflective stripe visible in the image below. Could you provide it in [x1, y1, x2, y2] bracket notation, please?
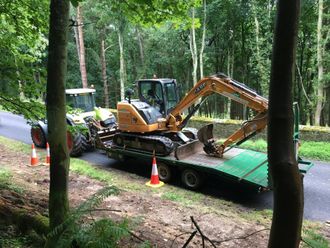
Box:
[30, 144, 39, 166]
[146, 156, 164, 188]
[44, 142, 50, 166]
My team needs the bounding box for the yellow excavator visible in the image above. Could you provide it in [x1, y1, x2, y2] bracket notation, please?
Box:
[113, 73, 268, 158]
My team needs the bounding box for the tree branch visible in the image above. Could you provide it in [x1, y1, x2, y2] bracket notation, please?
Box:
[213, 228, 270, 245]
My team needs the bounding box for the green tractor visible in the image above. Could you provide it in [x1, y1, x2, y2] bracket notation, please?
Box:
[30, 88, 117, 157]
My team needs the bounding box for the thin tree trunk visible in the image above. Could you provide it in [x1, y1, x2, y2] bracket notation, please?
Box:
[314, 0, 324, 126]
[189, 7, 198, 84]
[77, 5, 88, 88]
[45, 0, 70, 246]
[72, 15, 80, 68]
[118, 26, 126, 101]
[100, 35, 109, 108]
[252, 2, 266, 95]
[267, 1, 303, 247]
[136, 27, 145, 78]
[14, 57, 25, 100]
[199, 0, 207, 79]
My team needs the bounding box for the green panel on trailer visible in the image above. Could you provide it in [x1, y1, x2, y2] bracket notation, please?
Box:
[106, 145, 314, 189]
[216, 150, 269, 187]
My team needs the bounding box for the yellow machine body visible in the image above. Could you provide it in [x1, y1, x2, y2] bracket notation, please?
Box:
[117, 102, 167, 133]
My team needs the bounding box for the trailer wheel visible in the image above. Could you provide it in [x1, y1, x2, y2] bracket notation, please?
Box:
[181, 169, 202, 189]
[31, 125, 47, 148]
[158, 163, 172, 183]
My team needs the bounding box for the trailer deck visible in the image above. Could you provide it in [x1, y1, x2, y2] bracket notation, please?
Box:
[104, 141, 314, 189]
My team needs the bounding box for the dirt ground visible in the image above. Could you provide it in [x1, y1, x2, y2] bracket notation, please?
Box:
[0, 144, 328, 247]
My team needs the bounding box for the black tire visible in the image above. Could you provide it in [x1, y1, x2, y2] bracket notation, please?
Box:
[81, 134, 94, 152]
[31, 125, 47, 148]
[69, 132, 84, 157]
[158, 163, 172, 183]
[181, 169, 203, 190]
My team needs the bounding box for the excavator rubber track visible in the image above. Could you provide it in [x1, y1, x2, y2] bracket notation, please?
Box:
[113, 133, 175, 156]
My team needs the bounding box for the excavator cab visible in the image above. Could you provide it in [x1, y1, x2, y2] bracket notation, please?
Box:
[137, 79, 179, 117]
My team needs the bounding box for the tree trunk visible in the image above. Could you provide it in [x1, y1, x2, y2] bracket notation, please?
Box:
[72, 14, 80, 69]
[199, 0, 207, 79]
[267, 1, 303, 247]
[100, 35, 109, 108]
[77, 5, 88, 88]
[314, 0, 324, 126]
[118, 25, 126, 101]
[46, 0, 70, 246]
[189, 7, 198, 85]
[136, 27, 145, 78]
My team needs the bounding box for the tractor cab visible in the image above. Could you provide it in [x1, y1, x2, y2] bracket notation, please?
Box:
[65, 88, 96, 113]
[137, 79, 179, 117]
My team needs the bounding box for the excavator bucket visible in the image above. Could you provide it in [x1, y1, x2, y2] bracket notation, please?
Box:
[197, 123, 215, 144]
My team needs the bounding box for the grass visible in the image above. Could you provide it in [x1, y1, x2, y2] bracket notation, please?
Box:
[0, 136, 31, 154]
[237, 139, 330, 162]
[0, 167, 25, 194]
[302, 223, 329, 248]
[299, 141, 330, 162]
[0, 136, 329, 246]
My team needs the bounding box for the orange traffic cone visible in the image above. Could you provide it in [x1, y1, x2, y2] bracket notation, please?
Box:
[43, 142, 50, 166]
[30, 144, 39, 166]
[146, 156, 164, 188]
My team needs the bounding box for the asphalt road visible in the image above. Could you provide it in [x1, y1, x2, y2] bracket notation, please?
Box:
[0, 111, 329, 222]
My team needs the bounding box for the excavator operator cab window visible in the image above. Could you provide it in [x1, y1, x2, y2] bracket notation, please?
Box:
[139, 81, 165, 115]
[164, 82, 178, 113]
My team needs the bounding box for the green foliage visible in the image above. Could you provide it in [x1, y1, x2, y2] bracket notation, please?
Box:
[0, 229, 44, 248]
[70, 159, 115, 183]
[0, 168, 25, 194]
[301, 228, 329, 248]
[70, 219, 129, 248]
[0, 0, 48, 105]
[48, 186, 124, 247]
[299, 141, 330, 161]
[1, 0, 329, 124]
[0, 95, 46, 121]
[235, 139, 330, 161]
[0, 136, 31, 154]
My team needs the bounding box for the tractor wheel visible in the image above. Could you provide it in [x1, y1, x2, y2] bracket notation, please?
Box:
[181, 169, 203, 190]
[157, 163, 172, 183]
[81, 134, 94, 152]
[31, 125, 47, 148]
[67, 132, 84, 157]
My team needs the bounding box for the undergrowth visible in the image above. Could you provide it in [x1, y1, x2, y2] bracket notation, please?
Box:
[302, 226, 329, 248]
[0, 167, 24, 194]
[48, 186, 131, 248]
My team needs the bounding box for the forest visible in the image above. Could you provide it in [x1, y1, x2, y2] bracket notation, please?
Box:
[0, 0, 329, 126]
[0, 1, 330, 247]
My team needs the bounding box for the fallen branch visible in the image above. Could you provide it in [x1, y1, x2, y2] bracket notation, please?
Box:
[212, 228, 270, 245]
[170, 231, 195, 248]
[191, 216, 217, 248]
[128, 230, 145, 243]
[182, 231, 197, 248]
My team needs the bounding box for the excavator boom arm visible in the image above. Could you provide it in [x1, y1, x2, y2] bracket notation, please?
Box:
[169, 74, 268, 119]
[167, 74, 268, 157]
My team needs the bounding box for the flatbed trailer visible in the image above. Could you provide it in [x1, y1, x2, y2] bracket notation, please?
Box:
[101, 139, 314, 190]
